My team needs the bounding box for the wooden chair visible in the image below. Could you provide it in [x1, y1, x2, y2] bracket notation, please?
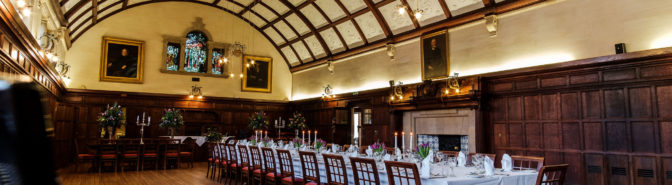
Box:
[262, 147, 281, 185]
[227, 142, 241, 185]
[238, 145, 252, 185]
[511, 155, 545, 171]
[74, 139, 96, 172]
[141, 142, 159, 170]
[467, 153, 496, 164]
[535, 164, 568, 185]
[298, 151, 322, 185]
[98, 143, 118, 173]
[323, 154, 348, 185]
[385, 147, 396, 154]
[384, 161, 421, 185]
[439, 151, 459, 157]
[179, 138, 195, 168]
[163, 140, 181, 170]
[217, 143, 229, 183]
[207, 142, 219, 179]
[277, 149, 303, 185]
[120, 143, 140, 172]
[350, 157, 381, 185]
[250, 146, 266, 185]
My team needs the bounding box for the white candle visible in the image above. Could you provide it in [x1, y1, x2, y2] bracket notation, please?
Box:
[402, 132, 405, 151]
[394, 132, 398, 149]
[255, 130, 258, 141]
[148, 116, 150, 125]
[410, 132, 413, 151]
[136, 115, 139, 124]
[142, 112, 145, 121]
[314, 130, 317, 142]
[265, 131, 267, 138]
[308, 130, 311, 145]
[302, 130, 305, 143]
[275, 120, 278, 126]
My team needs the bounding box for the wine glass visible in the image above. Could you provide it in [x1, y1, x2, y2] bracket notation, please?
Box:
[446, 157, 457, 177]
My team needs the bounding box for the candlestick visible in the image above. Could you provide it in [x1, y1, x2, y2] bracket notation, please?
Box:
[302, 130, 305, 143]
[410, 132, 413, 151]
[148, 116, 150, 125]
[314, 130, 317, 142]
[265, 131, 268, 138]
[394, 132, 398, 149]
[308, 130, 311, 145]
[142, 112, 145, 121]
[402, 131, 405, 151]
[137, 115, 139, 123]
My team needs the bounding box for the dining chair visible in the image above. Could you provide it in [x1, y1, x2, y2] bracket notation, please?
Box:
[227, 142, 241, 185]
[439, 151, 460, 157]
[535, 164, 568, 185]
[141, 142, 159, 170]
[217, 143, 230, 183]
[323, 154, 348, 185]
[350, 157, 381, 185]
[384, 161, 421, 185]
[298, 151, 322, 185]
[238, 145, 252, 185]
[179, 138, 195, 168]
[467, 153, 496, 164]
[250, 146, 266, 185]
[98, 143, 118, 173]
[74, 139, 96, 172]
[511, 155, 545, 171]
[120, 143, 140, 172]
[262, 147, 281, 185]
[277, 149, 303, 185]
[207, 142, 219, 179]
[163, 139, 180, 170]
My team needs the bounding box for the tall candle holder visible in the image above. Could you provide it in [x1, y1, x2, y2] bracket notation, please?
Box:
[136, 112, 151, 145]
[275, 117, 286, 139]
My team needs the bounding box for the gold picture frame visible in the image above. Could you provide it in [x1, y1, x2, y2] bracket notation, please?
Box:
[421, 29, 450, 80]
[242, 55, 272, 93]
[100, 37, 144, 83]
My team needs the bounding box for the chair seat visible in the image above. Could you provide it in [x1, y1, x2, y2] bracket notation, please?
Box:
[242, 167, 250, 171]
[305, 182, 325, 185]
[231, 164, 239, 168]
[208, 158, 213, 161]
[265, 172, 281, 178]
[179, 152, 193, 156]
[77, 154, 95, 159]
[143, 153, 158, 157]
[282, 177, 303, 183]
[253, 169, 264, 174]
[166, 152, 179, 157]
[101, 154, 116, 159]
[123, 154, 138, 158]
[221, 161, 228, 165]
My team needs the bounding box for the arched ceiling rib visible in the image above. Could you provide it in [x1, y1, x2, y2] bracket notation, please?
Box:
[58, 0, 546, 72]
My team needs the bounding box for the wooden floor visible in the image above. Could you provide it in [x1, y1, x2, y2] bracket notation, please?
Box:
[59, 162, 223, 185]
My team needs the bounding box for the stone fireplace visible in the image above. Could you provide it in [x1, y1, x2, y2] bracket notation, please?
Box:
[402, 108, 476, 153]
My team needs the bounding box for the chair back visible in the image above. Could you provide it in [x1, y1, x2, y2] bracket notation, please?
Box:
[217, 143, 228, 161]
[384, 161, 421, 185]
[181, 138, 196, 153]
[143, 143, 158, 154]
[249, 146, 264, 170]
[350, 157, 380, 185]
[238, 145, 250, 168]
[511, 155, 545, 171]
[122, 143, 140, 155]
[261, 147, 277, 174]
[165, 140, 181, 156]
[227, 143, 238, 164]
[299, 151, 321, 184]
[439, 151, 460, 157]
[99, 143, 118, 155]
[323, 154, 348, 185]
[276, 149, 296, 180]
[535, 164, 568, 185]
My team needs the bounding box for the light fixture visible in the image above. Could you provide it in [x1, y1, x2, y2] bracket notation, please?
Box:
[246, 63, 250, 68]
[485, 14, 498, 37]
[21, 8, 30, 17]
[386, 44, 396, 62]
[46, 52, 53, 58]
[239, 74, 244, 78]
[229, 73, 234, 78]
[413, 9, 423, 19]
[250, 60, 255, 65]
[397, 4, 406, 15]
[326, 60, 334, 74]
[188, 84, 202, 99]
[321, 85, 334, 100]
[223, 57, 228, 63]
[16, 0, 26, 8]
[445, 73, 461, 95]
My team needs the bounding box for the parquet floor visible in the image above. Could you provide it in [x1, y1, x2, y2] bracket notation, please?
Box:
[58, 162, 223, 185]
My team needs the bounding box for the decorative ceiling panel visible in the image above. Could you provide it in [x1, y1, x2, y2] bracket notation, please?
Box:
[314, 0, 346, 22]
[234, 0, 254, 7]
[218, 1, 244, 13]
[97, 3, 122, 19]
[341, 0, 367, 13]
[97, 0, 114, 11]
[242, 11, 267, 28]
[69, 13, 89, 31]
[253, 3, 277, 21]
[285, 13, 310, 35]
[335, 21, 364, 48]
[319, 28, 345, 52]
[409, 0, 447, 26]
[300, 4, 329, 29]
[292, 42, 313, 61]
[263, 0, 290, 15]
[67, 2, 91, 22]
[445, 0, 485, 16]
[264, 27, 285, 45]
[288, 0, 307, 7]
[281, 46, 300, 65]
[127, 0, 149, 6]
[354, 12, 385, 42]
[304, 35, 326, 58]
[62, 0, 79, 11]
[274, 21, 298, 40]
[72, 20, 91, 37]
[379, 1, 414, 35]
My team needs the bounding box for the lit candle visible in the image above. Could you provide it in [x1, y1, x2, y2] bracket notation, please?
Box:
[402, 131, 405, 151]
[265, 131, 268, 138]
[394, 132, 398, 149]
[136, 115, 139, 124]
[275, 120, 278, 127]
[302, 130, 305, 143]
[314, 130, 317, 142]
[308, 130, 311, 145]
[410, 132, 413, 151]
[142, 112, 145, 121]
[148, 116, 150, 125]
[255, 130, 258, 141]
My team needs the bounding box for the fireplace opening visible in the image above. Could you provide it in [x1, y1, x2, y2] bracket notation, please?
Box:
[438, 135, 462, 151]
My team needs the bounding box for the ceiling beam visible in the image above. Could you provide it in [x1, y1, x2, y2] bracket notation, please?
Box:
[438, 0, 451, 18]
[363, 0, 392, 38]
[482, 0, 496, 7]
[64, 0, 91, 19]
[259, 0, 314, 31]
[238, 0, 259, 16]
[49, 0, 68, 26]
[290, 0, 546, 72]
[278, 0, 332, 57]
[334, 0, 367, 45]
[399, 0, 419, 28]
[91, 0, 98, 24]
[311, 2, 349, 50]
[259, 1, 308, 64]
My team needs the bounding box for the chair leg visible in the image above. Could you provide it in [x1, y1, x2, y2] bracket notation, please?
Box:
[206, 161, 210, 177]
[74, 159, 79, 172]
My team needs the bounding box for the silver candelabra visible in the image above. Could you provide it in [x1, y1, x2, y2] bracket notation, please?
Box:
[274, 117, 286, 139]
[136, 112, 151, 144]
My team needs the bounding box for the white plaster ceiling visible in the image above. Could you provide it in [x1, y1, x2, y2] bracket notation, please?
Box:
[342, 0, 367, 13]
[292, 42, 313, 62]
[355, 12, 385, 42]
[304, 35, 326, 58]
[288, 0, 307, 7]
[218, 1, 244, 13]
[285, 13, 310, 35]
[97, 3, 122, 19]
[408, 0, 447, 26]
[281, 46, 300, 66]
[127, 0, 149, 6]
[300, 4, 329, 28]
[274, 21, 298, 40]
[320, 27, 345, 52]
[263, 0, 290, 15]
[336, 21, 364, 48]
[380, 0, 414, 35]
[242, 11, 266, 28]
[264, 28, 285, 45]
[252, 3, 277, 21]
[234, 0, 254, 7]
[445, 0, 485, 16]
[314, 0, 346, 22]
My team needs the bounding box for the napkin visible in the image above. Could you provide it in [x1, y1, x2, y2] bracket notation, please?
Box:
[457, 151, 467, 167]
[484, 156, 495, 176]
[395, 148, 402, 160]
[332, 144, 338, 152]
[420, 150, 434, 178]
[501, 154, 513, 172]
[365, 148, 373, 156]
[282, 144, 289, 150]
[301, 146, 307, 151]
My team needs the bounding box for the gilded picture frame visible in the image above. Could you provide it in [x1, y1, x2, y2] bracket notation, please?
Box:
[100, 37, 144, 83]
[242, 55, 272, 93]
[420, 29, 450, 80]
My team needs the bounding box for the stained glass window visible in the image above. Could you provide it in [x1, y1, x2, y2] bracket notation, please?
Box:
[165, 42, 180, 71]
[184, 31, 208, 73]
[211, 48, 226, 75]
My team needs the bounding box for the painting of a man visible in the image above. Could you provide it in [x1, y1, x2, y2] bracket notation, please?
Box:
[100, 37, 144, 83]
[421, 30, 449, 80]
[242, 55, 272, 93]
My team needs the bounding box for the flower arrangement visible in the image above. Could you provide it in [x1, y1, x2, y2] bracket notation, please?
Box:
[314, 139, 326, 151]
[97, 102, 124, 139]
[262, 137, 271, 147]
[205, 129, 223, 142]
[248, 135, 257, 145]
[288, 111, 307, 130]
[292, 138, 303, 148]
[417, 142, 431, 159]
[160, 108, 184, 138]
[248, 111, 269, 130]
[370, 141, 386, 154]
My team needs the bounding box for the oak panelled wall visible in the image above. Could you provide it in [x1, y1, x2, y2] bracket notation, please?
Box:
[483, 50, 672, 185]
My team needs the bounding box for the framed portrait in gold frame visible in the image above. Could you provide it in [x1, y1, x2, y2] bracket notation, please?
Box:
[420, 29, 450, 80]
[242, 55, 272, 93]
[99, 37, 144, 83]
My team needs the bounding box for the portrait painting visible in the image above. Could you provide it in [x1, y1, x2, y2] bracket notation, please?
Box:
[421, 29, 450, 80]
[100, 37, 144, 83]
[242, 55, 272, 93]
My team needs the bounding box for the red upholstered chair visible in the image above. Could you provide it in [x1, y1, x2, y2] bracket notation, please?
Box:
[217, 143, 230, 183]
[179, 138, 195, 168]
[262, 147, 282, 185]
[350, 157, 381, 185]
[535, 164, 568, 185]
[74, 139, 96, 172]
[250, 146, 266, 185]
[227, 142, 241, 185]
[141, 142, 159, 170]
[163, 139, 180, 170]
[120, 143, 140, 172]
[277, 149, 303, 185]
[98, 143, 118, 173]
[384, 161, 421, 185]
[323, 154, 348, 185]
[238, 145, 252, 185]
[298, 151, 323, 185]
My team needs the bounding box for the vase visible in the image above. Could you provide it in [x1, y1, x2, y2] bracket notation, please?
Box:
[106, 126, 114, 143]
[169, 128, 175, 139]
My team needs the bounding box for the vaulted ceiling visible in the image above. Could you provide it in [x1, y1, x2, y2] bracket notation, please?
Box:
[58, 0, 544, 72]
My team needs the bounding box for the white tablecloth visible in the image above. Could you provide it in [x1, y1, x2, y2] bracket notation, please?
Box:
[160, 136, 207, 146]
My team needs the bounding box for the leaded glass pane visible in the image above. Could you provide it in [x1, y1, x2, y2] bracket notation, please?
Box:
[211, 48, 226, 75]
[165, 42, 180, 71]
[184, 31, 208, 73]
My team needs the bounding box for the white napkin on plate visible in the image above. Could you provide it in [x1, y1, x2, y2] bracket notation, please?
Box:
[365, 148, 373, 156]
[501, 154, 513, 172]
[457, 151, 467, 167]
[395, 148, 402, 160]
[283, 144, 289, 150]
[484, 156, 495, 176]
[420, 150, 434, 178]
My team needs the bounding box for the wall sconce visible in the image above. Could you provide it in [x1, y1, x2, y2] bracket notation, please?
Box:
[389, 80, 404, 102]
[327, 60, 334, 75]
[16, 0, 32, 17]
[321, 85, 334, 100]
[188, 84, 203, 99]
[485, 14, 498, 37]
[386, 44, 396, 62]
[444, 73, 460, 95]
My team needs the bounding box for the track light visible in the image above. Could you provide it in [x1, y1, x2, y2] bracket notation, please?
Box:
[414, 10, 423, 19]
[397, 4, 406, 15]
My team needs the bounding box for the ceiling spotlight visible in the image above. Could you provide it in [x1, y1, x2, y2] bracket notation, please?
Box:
[413, 9, 423, 19]
[240, 74, 244, 78]
[397, 4, 406, 15]
[21, 8, 31, 17]
[229, 73, 234, 78]
[16, 0, 26, 8]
